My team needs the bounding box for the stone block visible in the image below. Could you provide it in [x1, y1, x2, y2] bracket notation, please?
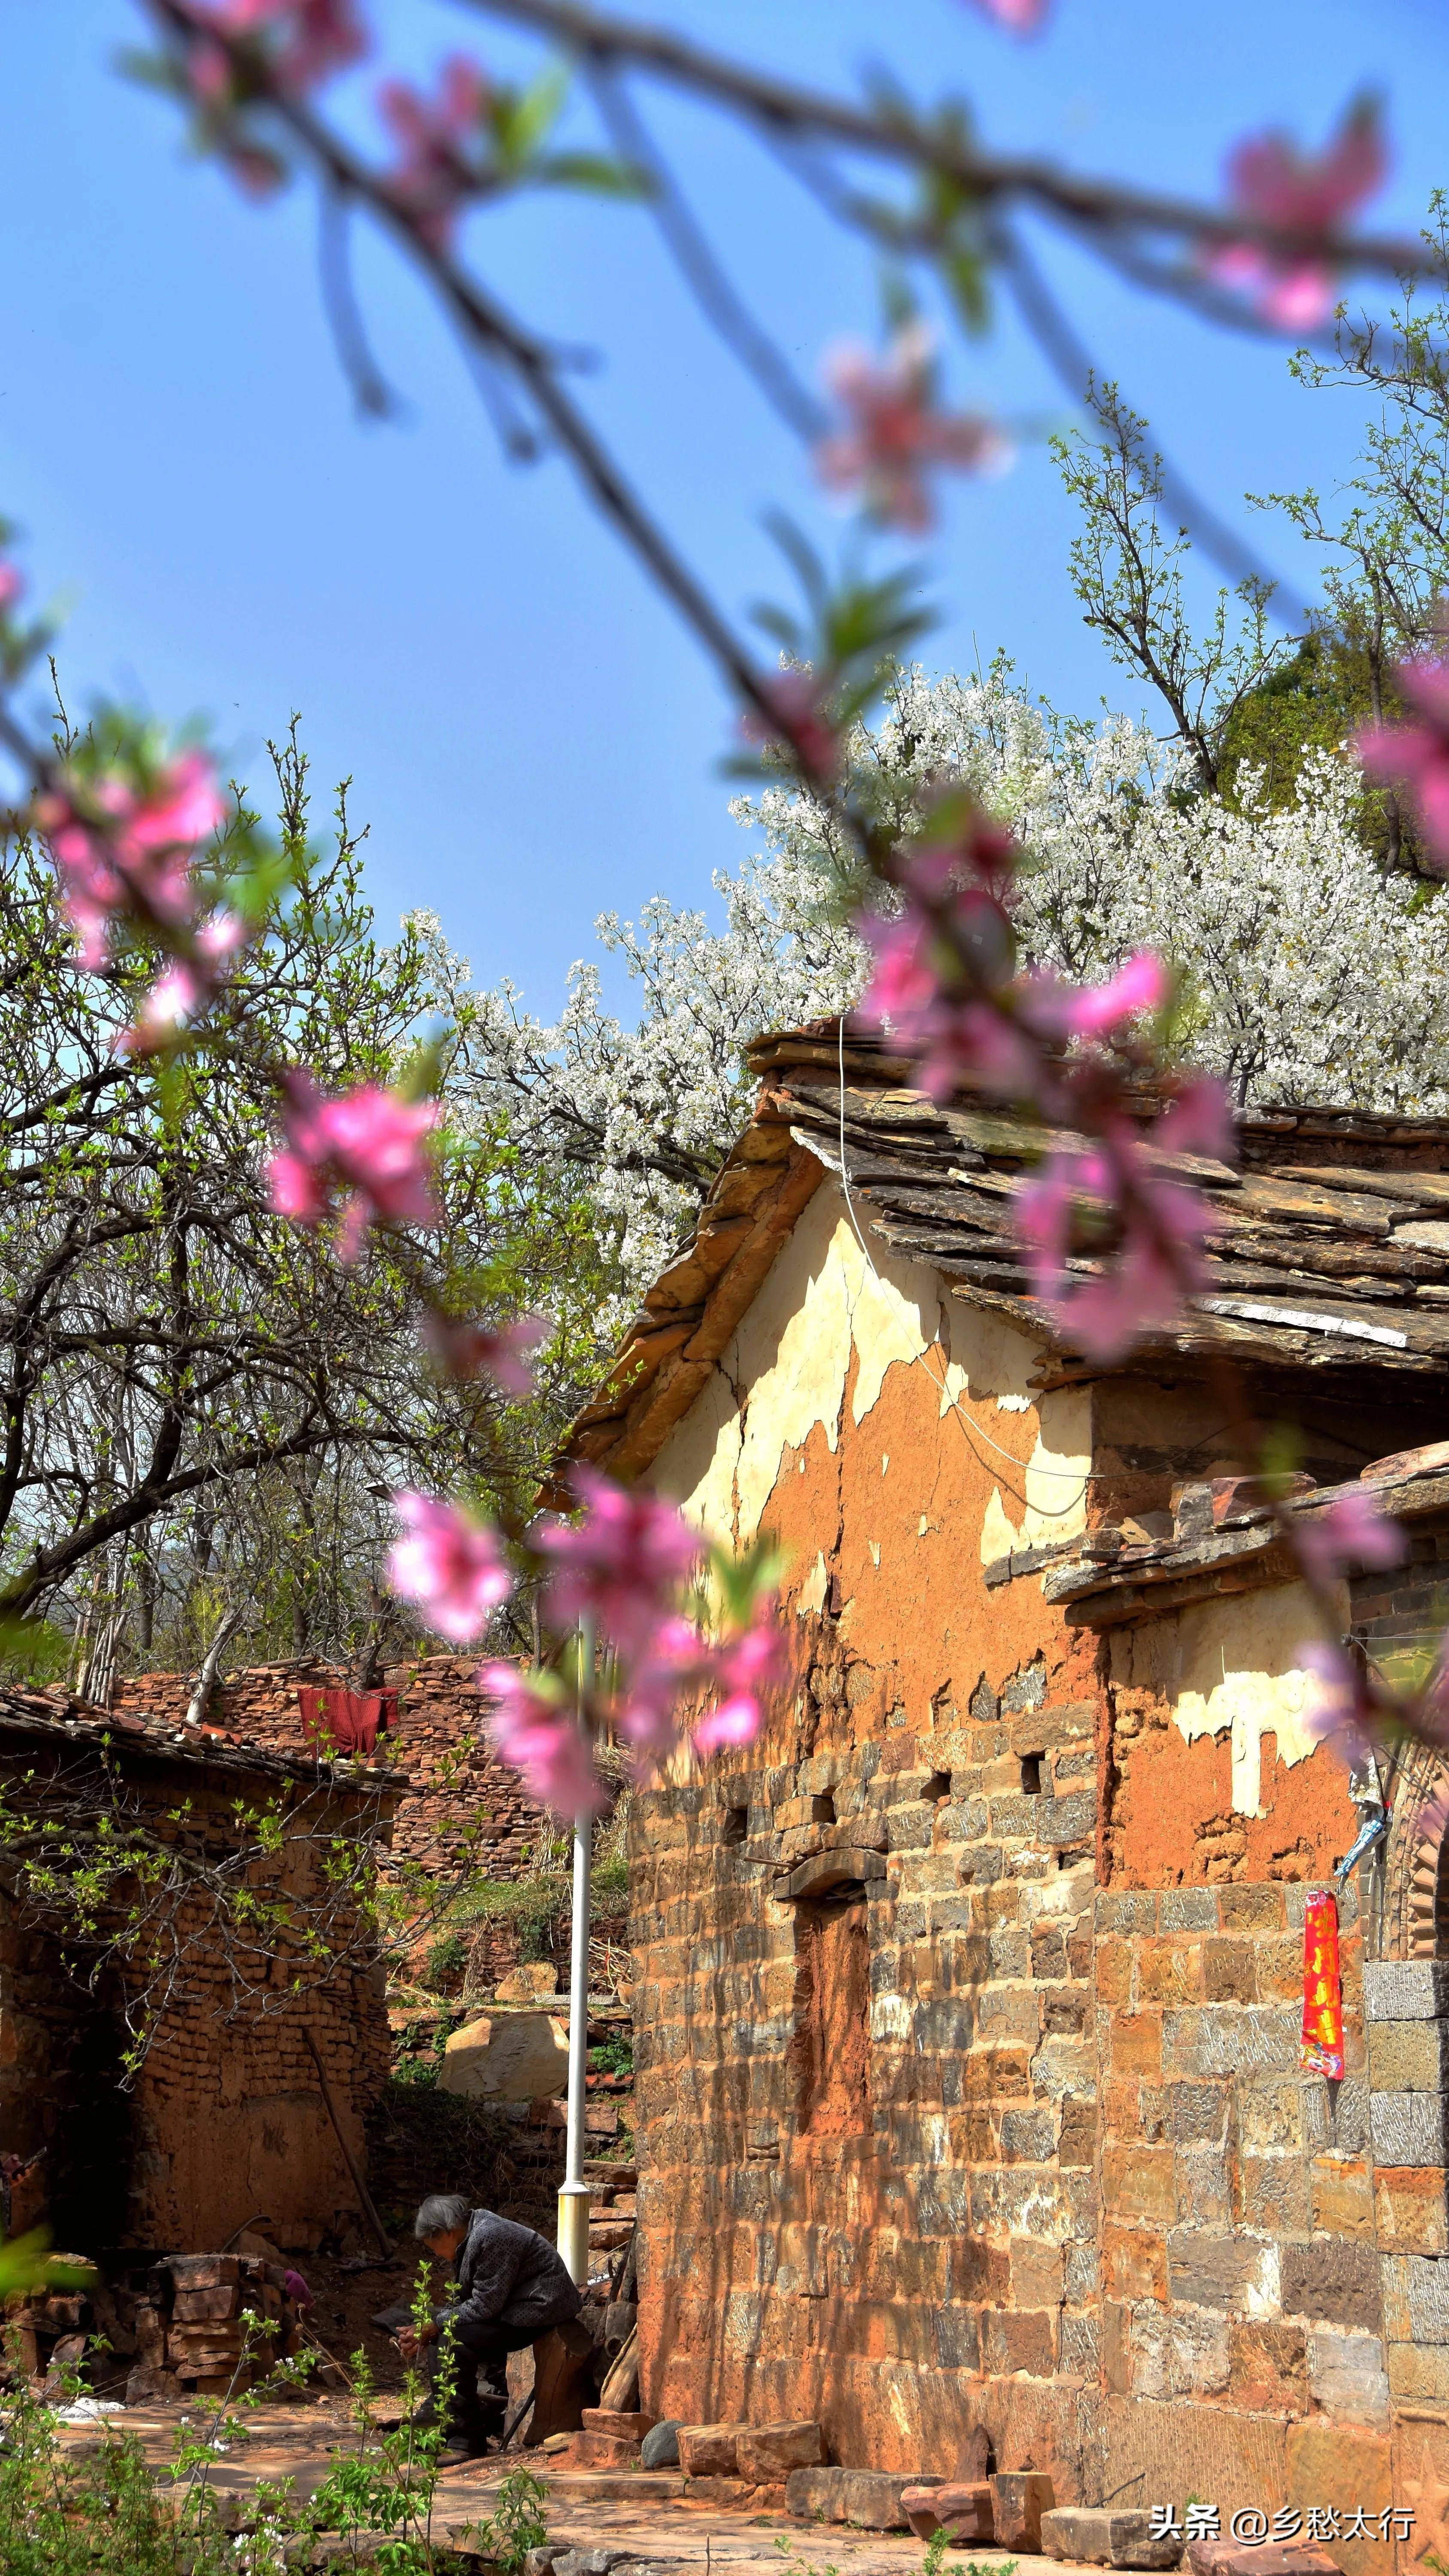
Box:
[1374, 2163, 1448, 2254]
[1279, 2239, 1382, 2333]
[1362, 1958, 1449, 2020]
[172, 2286, 238, 2323]
[1308, 2154, 1374, 2239]
[1368, 2089, 1449, 2166]
[1162, 2005, 1298, 2077]
[580, 2410, 654, 2442]
[1166, 2231, 1279, 2315]
[1042, 2508, 1180, 2569]
[786, 2468, 943, 2530]
[901, 2482, 992, 2542]
[991, 2471, 1055, 2551]
[1366, 2017, 1449, 2090]
[640, 2421, 680, 2468]
[676, 2423, 749, 2477]
[1103, 2145, 1176, 2221]
[1186, 2546, 1336, 2576]
[734, 2422, 823, 2479]
[167, 2255, 240, 2290]
[1381, 2251, 1449, 2343]
[1305, 2328, 1389, 2426]
[572, 2432, 644, 2469]
[1387, 2342, 1449, 2403]
[1285, 2419, 1392, 2576]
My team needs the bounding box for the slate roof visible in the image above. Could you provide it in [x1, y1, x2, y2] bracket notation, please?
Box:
[561, 1019, 1449, 1488]
[0, 1683, 402, 1798]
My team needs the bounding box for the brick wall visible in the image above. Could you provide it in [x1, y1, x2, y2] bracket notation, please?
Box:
[113, 1656, 551, 1889]
[0, 1718, 392, 2256]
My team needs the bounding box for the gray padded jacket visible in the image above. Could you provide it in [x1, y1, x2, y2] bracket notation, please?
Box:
[437, 2207, 583, 2341]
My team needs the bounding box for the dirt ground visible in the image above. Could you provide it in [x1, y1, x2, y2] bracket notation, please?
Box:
[49, 2400, 1094, 2576]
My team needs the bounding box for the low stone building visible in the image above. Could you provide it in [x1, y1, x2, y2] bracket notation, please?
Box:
[561, 1018, 1449, 2567]
[0, 1686, 395, 2253]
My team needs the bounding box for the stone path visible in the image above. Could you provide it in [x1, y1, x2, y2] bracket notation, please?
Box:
[51, 2404, 1091, 2576]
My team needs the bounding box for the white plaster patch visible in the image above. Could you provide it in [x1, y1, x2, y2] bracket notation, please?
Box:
[1167, 1582, 1345, 1816]
[996, 1392, 1030, 1413]
[870, 1542, 881, 1568]
[796, 1552, 828, 1617]
[980, 1487, 1019, 1565]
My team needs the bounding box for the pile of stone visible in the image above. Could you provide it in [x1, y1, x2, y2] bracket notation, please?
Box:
[786, 2463, 1056, 2545]
[126, 2251, 312, 2400]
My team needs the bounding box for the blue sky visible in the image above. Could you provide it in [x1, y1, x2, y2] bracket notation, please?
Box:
[2, 0, 1447, 1010]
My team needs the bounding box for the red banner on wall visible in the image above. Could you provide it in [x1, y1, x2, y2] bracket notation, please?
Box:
[1301, 1886, 1344, 2080]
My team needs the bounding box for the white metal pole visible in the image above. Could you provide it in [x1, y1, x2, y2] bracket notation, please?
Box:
[557, 1615, 594, 2283]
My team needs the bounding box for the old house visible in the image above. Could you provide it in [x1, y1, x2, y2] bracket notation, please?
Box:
[0, 1686, 395, 2254]
[561, 1018, 1449, 2560]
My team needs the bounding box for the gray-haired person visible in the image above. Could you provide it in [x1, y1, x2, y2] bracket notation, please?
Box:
[399, 2193, 584, 2457]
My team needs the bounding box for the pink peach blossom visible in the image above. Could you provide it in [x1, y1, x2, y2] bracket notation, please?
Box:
[379, 56, 489, 249]
[41, 750, 225, 972]
[817, 323, 1014, 531]
[1208, 97, 1387, 328]
[1293, 1489, 1407, 1590]
[267, 1072, 440, 1261]
[119, 911, 249, 1054]
[387, 1492, 512, 1644]
[960, 0, 1049, 28]
[741, 673, 840, 784]
[692, 1621, 785, 1757]
[183, 0, 367, 91]
[478, 1662, 607, 1817]
[1359, 656, 1449, 868]
[538, 1466, 699, 1663]
[424, 1309, 550, 1396]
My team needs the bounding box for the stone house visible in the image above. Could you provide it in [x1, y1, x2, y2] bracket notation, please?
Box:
[0, 1685, 395, 2254]
[560, 1018, 1449, 2568]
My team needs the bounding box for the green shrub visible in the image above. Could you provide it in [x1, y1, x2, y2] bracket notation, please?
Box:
[422, 1931, 467, 1993]
[587, 2036, 634, 2078]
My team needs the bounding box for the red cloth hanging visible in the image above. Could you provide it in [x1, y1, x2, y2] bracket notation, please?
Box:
[296, 1685, 396, 1757]
[1301, 1886, 1344, 2080]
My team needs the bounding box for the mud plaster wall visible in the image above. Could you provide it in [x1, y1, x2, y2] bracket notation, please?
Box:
[631, 1187, 1108, 2489]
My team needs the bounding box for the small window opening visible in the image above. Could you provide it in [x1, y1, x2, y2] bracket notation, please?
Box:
[811, 1791, 836, 1825]
[923, 1771, 951, 1804]
[722, 1803, 749, 1847]
[1020, 1753, 1043, 1796]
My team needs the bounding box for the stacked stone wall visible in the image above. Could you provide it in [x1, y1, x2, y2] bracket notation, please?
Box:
[113, 1656, 550, 1889]
[631, 1638, 1103, 2488]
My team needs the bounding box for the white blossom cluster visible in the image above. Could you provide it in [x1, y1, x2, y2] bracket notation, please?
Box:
[421, 664, 1449, 1309]
[413, 851, 861, 1309]
[744, 664, 1449, 1113]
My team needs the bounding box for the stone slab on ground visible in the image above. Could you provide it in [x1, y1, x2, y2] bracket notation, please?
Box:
[787, 2469, 945, 2531]
[901, 2482, 993, 2541]
[677, 2426, 750, 2479]
[734, 2424, 823, 2480]
[1186, 2547, 1338, 2576]
[993, 2474, 1056, 2553]
[1042, 2509, 1181, 2570]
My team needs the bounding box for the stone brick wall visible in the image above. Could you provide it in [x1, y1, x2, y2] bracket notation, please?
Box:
[113, 1655, 550, 1889]
[0, 1716, 392, 2256]
[630, 1642, 1103, 2489]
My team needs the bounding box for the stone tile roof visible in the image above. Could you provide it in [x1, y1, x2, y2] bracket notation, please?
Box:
[0, 1682, 404, 1799]
[1035, 1440, 1449, 1628]
[559, 1018, 1449, 1487]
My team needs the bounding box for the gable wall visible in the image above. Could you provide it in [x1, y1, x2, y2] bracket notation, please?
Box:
[630, 1188, 1108, 2483]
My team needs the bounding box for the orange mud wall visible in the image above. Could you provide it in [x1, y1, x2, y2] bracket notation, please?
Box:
[626, 1188, 1429, 2561]
[628, 1186, 1106, 2493]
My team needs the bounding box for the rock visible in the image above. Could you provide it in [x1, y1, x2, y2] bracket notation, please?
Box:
[440, 2011, 571, 2102]
[1043, 2509, 1183, 2569]
[495, 1964, 559, 2002]
[677, 2422, 750, 2477]
[640, 2419, 680, 2469]
[786, 2469, 944, 2531]
[991, 2472, 1055, 2552]
[1186, 2549, 1337, 2576]
[735, 2422, 824, 2479]
[124, 2364, 179, 2406]
[540, 2432, 573, 2454]
[582, 2409, 654, 2440]
[902, 2482, 992, 2542]
[572, 2431, 644, 2469]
